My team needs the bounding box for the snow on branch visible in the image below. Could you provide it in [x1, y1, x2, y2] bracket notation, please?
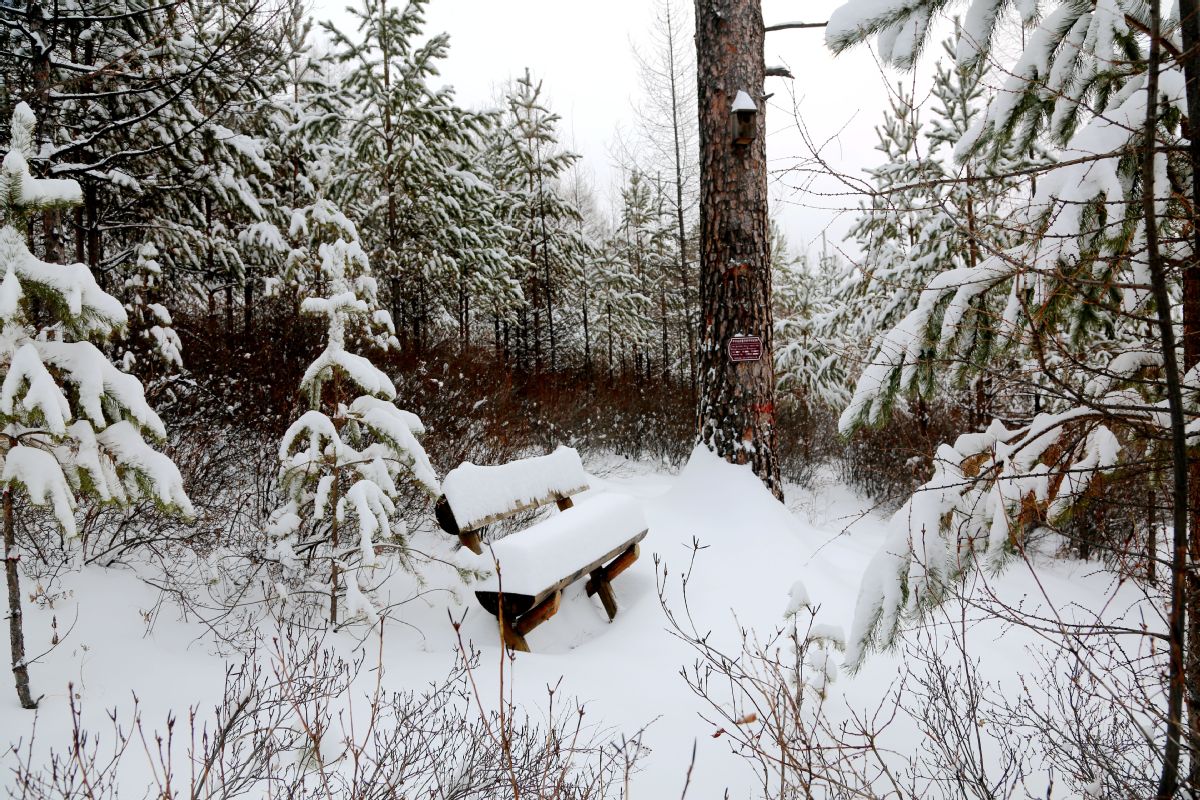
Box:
[846, 412, 1121, 668]
[0, 104, 192, 537]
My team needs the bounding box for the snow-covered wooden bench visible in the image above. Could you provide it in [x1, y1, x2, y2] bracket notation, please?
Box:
[435, 446, 648, 652]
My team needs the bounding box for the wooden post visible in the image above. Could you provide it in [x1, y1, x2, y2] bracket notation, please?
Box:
[435, 496, 483, 554]
[459, 531, 483, 555]
[589, 569, 618, 620]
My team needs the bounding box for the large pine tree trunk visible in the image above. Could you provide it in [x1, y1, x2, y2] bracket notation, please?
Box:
[693, 0, 782, 500]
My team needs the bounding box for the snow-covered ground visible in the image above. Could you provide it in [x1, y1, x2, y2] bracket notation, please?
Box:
[2, 448, 1148, 796]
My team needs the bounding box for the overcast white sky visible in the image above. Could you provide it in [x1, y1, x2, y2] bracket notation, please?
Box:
[310, 0, 920, 262]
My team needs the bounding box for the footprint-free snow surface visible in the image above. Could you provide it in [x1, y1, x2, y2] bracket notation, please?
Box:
[2, 446, 1146, 796]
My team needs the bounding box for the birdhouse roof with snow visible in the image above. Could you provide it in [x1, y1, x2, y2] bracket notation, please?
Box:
[731, 90, 757, 113]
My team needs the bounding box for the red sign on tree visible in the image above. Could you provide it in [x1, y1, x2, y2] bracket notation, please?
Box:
[727, 335, 763, 362]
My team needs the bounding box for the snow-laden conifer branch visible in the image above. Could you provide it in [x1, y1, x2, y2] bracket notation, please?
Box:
[0, 104, 192, 532]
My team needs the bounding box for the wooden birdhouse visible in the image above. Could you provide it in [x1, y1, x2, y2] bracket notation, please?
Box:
[731, 90, 757, 146]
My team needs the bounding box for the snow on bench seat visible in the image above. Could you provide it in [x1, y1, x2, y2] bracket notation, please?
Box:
[441, 445, 590, 531]
[469, 493, 647, 598]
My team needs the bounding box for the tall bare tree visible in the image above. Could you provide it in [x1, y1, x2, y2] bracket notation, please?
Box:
[634, 0, 700, 395]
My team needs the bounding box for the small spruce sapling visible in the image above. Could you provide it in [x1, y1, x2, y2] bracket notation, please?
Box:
[0, 104, 193, 709]
[268, 199, 438, 625]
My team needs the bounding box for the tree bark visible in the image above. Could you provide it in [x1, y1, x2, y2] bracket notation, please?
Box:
[27, 3, 64, 266]
[84, 184, 102, 285]
[1176, 0, 1200, 789]
[693, 0, 782, 500]
[1146, 5, 1188, 792]
[5, 487, 37, 709]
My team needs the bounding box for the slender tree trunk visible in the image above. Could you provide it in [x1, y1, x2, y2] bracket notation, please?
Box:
[28, 3, 64, 266]
[583, 299, 592, 379]
[1146, 7, 1188, 792]
[5, 487, 36, 709]
[534, 308, 542, 374]
[693, 0, 781, 499]
[74, 203, 84, 265]
[661, 286, 670, 383]
[607, 303, 614, 384]
[1149, 485, 1158, 585]
[1177, 0, 1200, 787]
[329, 472, 339, 626]
[84, 185, 101, 284]
[540, 185, 557, 372]
[243, 277, 254, 341]
[664, 1, 698, 399]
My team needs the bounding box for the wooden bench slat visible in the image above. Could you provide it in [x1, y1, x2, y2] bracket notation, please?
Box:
[456, 490, 586, 533]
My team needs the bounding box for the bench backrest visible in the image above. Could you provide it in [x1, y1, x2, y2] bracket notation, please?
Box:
[437, 446, 589, 534]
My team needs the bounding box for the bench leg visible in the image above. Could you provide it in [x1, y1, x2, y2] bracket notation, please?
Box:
[496, 591, 562, 653]
[458, 530, 483, 555]
[514, 590, 562, 637]
[589, 570, 618, 620]
[498, 611, 530, 653]
[587, 544, 639, 596]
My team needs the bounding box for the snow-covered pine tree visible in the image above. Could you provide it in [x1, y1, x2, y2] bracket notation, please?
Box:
[834, 31, 1040, 427]
[631, 0, 700, 390]
[612, 169, 672, 381]
[826, 0, 1148, 155]
[325, 0, 519, 353]
[117, 243, 184, 388]
[0, 104, 192, 709]
[153, 0, 287, 341]
[561, 170, 607, 377]
[773, 228, 849, 410]
[834, 83, 940, 387]
[267, 197, 438, 625]
[487, 70, 598, 374]
[245, 0, 355, 320]
[0, 0, 284, 329]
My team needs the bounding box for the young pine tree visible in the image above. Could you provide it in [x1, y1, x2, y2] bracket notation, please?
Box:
[0, 105, 192, 709]
[490, 70, 593, 373]
[267, 200, 438, 625]
[326, 0, 516, 352]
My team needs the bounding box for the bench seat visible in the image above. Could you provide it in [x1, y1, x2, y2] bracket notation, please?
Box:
[436, 447, 649, 651]
[468, 494, 646, 596]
